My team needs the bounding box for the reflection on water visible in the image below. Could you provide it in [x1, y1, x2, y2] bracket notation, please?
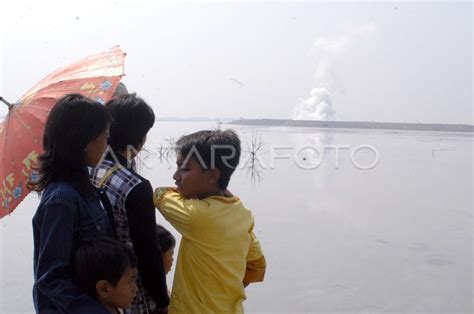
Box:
[1, 121, 472, 313]
[296, 131, 336, 194]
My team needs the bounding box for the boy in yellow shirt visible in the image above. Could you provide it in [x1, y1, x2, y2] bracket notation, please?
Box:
[153, 129, 266, 313]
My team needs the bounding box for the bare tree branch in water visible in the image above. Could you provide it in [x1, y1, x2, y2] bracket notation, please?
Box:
[136, 145, 153, 173]
[155, 144, 170, 162]
[135, 138, 177, 172]
[153, 137, 176, 165]
[242, 131, 264, 185]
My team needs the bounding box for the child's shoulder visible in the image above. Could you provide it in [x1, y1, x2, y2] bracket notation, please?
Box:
[153, 187, 176, 207]
[206, 195, 241, 205]
[42, 181, 83, 204]
[207, 195, 254, 218]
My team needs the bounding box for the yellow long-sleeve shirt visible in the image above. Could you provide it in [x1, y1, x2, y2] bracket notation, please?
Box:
[153, 188, 266, 314]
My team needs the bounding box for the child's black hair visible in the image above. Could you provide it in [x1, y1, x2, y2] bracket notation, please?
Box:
[175, 129, 241, 190]
[73, 237, 138, 298]
[156, 225, 176, 253]
[28, 93, 110, 196]
[105, 93, 155, 152]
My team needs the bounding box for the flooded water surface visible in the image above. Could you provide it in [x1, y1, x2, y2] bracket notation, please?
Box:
[1, 121, 472, 313]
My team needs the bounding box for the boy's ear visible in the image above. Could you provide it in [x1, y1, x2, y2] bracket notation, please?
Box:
[208, 168, 221, 184]
[96, 280, 111, 298]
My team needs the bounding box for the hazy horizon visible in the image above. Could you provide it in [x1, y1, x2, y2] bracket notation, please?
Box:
[4, 114, 474, 126]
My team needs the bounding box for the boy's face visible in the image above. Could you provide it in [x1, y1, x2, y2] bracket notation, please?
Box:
[105, 266, 138, 310]
[173, 153, 217, 199]
[163, 246, 175, 275]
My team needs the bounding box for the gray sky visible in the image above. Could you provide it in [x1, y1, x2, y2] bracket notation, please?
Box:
[0, 1, 472, 124]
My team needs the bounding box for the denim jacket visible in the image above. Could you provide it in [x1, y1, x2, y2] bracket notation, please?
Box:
[32, 181, 114, 313]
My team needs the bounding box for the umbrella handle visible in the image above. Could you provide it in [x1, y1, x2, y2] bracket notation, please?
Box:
[0, 97, 13, 109]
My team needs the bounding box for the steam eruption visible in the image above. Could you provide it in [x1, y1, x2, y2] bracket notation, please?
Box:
[294, 23, 376, 121]
[293, 87, 337, 121]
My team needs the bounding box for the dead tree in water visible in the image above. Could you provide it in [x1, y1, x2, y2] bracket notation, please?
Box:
[156, 144, 169, 162]
[135, 145, 153, 173]
[135, 138, 176, 173]
[243, 131, 264, 184]
[155, 137, 175, 164]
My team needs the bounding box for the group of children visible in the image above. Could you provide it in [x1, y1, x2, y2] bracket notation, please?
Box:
[32, 94, 267, 313]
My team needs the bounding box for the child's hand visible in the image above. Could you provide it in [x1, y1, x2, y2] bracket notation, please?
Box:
[223, 189, 234, 197]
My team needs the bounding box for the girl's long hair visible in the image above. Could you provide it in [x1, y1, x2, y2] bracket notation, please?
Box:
[28, 94, 111, 197]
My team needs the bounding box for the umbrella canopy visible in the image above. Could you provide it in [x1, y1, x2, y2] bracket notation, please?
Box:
[0, 46, 126, 218]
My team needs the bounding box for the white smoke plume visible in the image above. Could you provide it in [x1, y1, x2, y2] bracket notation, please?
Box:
[293, 88, 336, 121]
[293, 23, 376, 121]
